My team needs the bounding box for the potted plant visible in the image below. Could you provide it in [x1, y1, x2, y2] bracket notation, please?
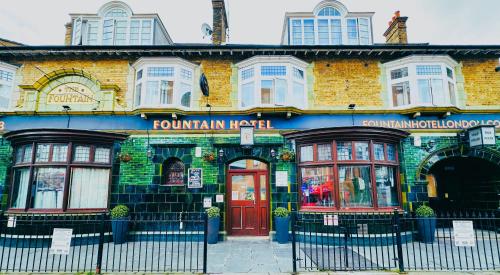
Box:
[415, 205, 436, 243]
[111, 205, 130, 244]
[203, 152, 216, 162]
[279, 149, 295, 162]
[119, 153, 132, 163]
[274, 207, 290, 244]
[206, 206, 220, 244]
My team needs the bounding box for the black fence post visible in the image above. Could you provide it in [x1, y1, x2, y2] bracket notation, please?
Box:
[95, 214, 106, 274]
[291, 212, 297, 274]
[393, 209, 405, 273]
[203, 212, 208, 274]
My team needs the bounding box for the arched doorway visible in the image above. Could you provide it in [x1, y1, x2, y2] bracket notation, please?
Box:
[427, 156, 500, 213]
[227, 159, 269, 236]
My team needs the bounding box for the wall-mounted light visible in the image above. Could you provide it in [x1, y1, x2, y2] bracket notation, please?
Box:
[270, 148, 276, 158]
[348, 103, 356, 110]
[423, 139, 436, 152]
[218, 149, 224, 159]
[62, 105, 71, 128]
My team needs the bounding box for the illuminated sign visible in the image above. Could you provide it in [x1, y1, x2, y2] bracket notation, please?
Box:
[47, 83, 94, 105]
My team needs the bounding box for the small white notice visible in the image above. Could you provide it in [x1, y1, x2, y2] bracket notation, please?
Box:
[49, 228, 73, 255]
[453, 220, 475, 247]
[323, 214, 334, 226]
[333, 215, 339, 226]
[216, 194, 224, 203]
[7, 216, 16, 228]
[195, 147, 202, 157]
[276, 171, 288, 187]
[203, 197, 212, 208]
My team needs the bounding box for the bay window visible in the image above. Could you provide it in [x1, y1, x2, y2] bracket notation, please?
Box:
[0, 62, 16, 110]
[237, 56, 308, 109]
[5, 129, 127, 213]
[133, 58, 196, 109]
[385, 56, 459, 108]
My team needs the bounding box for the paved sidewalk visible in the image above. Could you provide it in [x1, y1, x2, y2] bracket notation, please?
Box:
[208, 237, 293, 273]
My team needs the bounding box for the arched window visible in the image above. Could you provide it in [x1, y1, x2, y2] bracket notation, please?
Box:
[318, 7, 341, 16]
[164, 158, 185, 186]
[316, 6, 342, 45]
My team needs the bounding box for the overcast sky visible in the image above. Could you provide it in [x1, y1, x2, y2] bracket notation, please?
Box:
[1, 0, 499, 45]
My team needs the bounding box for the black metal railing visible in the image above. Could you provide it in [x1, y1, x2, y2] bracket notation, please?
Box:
[292, 210, 500, 272]
[0, 212, 208, 273]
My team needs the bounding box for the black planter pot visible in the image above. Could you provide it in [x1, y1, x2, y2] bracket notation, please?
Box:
[275, 216, 290, 244]
[417, 217, 436, 243]
[111, 218, 129, 244]
[207, 217, 220, 244]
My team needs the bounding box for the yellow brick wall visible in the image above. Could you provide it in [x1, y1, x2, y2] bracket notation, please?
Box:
[461, 58, 500, 106]
[18, 59, 130, 106]
[200, 59, 233, 108]
[313, 59, 383, 107]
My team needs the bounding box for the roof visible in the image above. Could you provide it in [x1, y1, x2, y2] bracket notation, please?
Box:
[0, 37, 24, 46]
[0, 44, 499, 59]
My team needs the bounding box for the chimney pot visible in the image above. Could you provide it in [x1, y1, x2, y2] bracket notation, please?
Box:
[211, 0, 228, 45]
[384, 11, 408, 44]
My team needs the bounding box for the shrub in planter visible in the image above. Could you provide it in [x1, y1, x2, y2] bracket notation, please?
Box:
[203, 152, 216, 162]
[206, 206, 220, 244]
[273, 207, 290, 244]
[415, 205, 436, 243]
[111, 205, 130, 244]
[279, 149, 295, 162]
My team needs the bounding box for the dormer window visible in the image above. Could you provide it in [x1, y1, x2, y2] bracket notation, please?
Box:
[133, 58, 197, 109]
[283, 0, 374, 45]
[384, 55, 459, 108]
[0, 62, 17, 110]
[237, 56, 308, 109]
[103, 8, 129, 45]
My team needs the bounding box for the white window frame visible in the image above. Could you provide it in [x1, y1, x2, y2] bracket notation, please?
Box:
[0, 62, 17, 110]
[236, 56, 308, 110]
[132, 58, 197, 110]
[384, 55, 459, 108]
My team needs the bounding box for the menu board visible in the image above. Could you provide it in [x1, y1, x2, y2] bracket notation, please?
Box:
[188, 168, 203, 188]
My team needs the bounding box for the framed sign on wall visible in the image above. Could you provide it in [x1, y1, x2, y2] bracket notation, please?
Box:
[188, 168, 203, 188]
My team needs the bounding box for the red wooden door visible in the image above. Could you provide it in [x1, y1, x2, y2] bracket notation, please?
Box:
[228, 171, 269, 236]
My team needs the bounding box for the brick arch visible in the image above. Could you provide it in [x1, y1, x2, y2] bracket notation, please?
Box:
[31, 68, 101, 91]
[416, 146, 500, 181]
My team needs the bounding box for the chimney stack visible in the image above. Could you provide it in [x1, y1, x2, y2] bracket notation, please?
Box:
[383, 11, 408, 44]
[64, 22, 73, 45]
[211, 0, 228, 45]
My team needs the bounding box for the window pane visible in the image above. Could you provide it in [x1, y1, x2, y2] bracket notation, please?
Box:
[355, 142, 369, 160]
[358, 18, 370, 45]
[261, 80, 273, 104]
[114, 20, 127, 45]
[146, 81, 159, 105]
[416, 65, 442, 76]
[300, 146, 313, 162]
[160, 80, 174, 105]
[102, 19, 114, 45]
[134, 83, 141, 106]
[11, 168, 30, 208]
[148, 67, 174, 77]
[130, 20, 140, 45]
[15, 147, 23, 164]
[292, 19, 302, 45]
[292, 82, 305, 108]
[231, 175, 255, 201]
[180, 68, 192, 80]
[337, 142, 352, 160]
[229, 159, 267, 170]
[374, 144, 385, 161]
[33, 167, 66, 209]
[301, 166, 334, 207]
[23, 145, 33, 163]
[446, 67, 454, 79]
[448, 81, 456, 105]
[180, 83, 191, 107]
[165, 160, 184, 185]
[318, 144, 332, 161]
[318, 19, 329, 45]
[0, 83, 12, 109]
[303, 19, 315, 45]
[0, 69, 14, 81]
[331, 19, 342, 45]
[74, 146, 90, 162]
[241, 68, 254, 80]
[260, 174, 267, 200]
[52, 145, 68, 162]
[387, 144, 396, 161]
[95, 147, 111, 163]
[261, 66, 286, 76]
[339, 165, 372, 208]
[431, 79, 445, 105]
[141, 20, 152, 45]
[241, 82, 254, 107]
[392, 81, 411, 106]
[347, 19, 358, 44]
[35, 144, 50, 162]
[293, 68, 304, 80]
[318, 7, 340, 16]
[376, 166, 398, 207]
[275, 79, 287, 105]
[87, 21, 98, 45]
[417, 79, 432, 104]
[69, 168, 110, 208]
[391, 67, 408, 80]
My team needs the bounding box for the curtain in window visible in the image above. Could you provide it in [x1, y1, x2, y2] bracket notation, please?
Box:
[146, 81, 159, 105]
[431, 79, 445, 105]
[33, 168, 66, 209]
[69, 168, 110, 209]
[241, 82, 254, 107]
[12, 168, 30, 208]
[417, 79, 432, 104]
[275, 79, 287, 105]
[376, 166, 398, 207]
[292, 82, 304, 108]
[0, 83, 12, 109]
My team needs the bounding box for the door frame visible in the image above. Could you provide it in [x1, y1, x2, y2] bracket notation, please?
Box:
[226, 167, 270, 236]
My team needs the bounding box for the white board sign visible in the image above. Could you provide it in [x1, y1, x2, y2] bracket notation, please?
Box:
[323, 214, 334, 226]
[468, 126, 496, 147]
[195, 147, 202, 157]
[276, 171, 288, 187]
[215, 194, 224, 203]
[453, 220, 475, 247]
[203, 197, 212, 208]
[7, 216, 16, 228]
[49, 228, 73, 255]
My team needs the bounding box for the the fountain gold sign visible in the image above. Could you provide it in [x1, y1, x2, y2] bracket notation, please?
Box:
[47, 83, 94, 104]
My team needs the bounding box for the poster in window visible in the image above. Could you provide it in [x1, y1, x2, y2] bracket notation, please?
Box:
[188, 168, 203, 188]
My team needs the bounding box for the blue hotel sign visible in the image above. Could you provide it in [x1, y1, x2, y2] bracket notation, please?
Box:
[0, 114, 499, 132]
